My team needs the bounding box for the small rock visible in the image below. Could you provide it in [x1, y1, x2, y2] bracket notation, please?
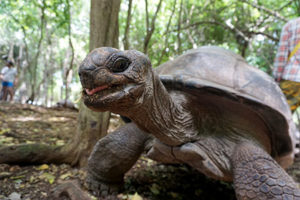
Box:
[8, 192, 21, 200]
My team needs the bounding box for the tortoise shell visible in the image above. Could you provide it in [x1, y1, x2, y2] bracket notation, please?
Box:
[156, 46, 296, 168]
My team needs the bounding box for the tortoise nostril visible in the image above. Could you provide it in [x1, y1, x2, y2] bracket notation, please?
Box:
[79, 65, 96, 78]
[84, 65, 96, 71]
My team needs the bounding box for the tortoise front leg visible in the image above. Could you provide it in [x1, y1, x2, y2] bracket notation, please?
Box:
[86, 122, 150, 197]
[231, 142, 300, 200]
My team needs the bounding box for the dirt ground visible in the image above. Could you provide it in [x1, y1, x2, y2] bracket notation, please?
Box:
[0, 102, 299, 200]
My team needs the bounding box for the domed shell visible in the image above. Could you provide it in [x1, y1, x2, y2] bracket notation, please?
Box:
[156, 46, 296, 168]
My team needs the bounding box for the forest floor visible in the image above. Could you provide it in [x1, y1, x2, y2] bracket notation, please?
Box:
[0, 102, 299, 200]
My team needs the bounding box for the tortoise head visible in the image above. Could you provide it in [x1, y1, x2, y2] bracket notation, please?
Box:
[79, 47, 153, 113]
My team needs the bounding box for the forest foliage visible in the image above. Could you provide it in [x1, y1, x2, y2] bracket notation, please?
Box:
[0, 0, 299, 106]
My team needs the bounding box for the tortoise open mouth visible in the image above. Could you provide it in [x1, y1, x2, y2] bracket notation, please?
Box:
[83, 84, 124, 97]
[82, 81, 141, 112]
[82, 82, 139, 101]
[85, 85, 109, 96]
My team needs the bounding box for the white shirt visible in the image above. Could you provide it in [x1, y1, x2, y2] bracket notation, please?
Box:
[1, 66, 17, 82]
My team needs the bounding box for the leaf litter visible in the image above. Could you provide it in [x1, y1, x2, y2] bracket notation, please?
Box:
[0, 102, 299, 200]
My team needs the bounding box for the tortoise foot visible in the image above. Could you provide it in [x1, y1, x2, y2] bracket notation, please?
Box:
[86, 174, 123, 197]
[232, 142, 300, 200]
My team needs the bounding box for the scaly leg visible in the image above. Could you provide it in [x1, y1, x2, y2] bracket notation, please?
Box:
[231, 142, 300, 200]
[86, 122, 150, 197]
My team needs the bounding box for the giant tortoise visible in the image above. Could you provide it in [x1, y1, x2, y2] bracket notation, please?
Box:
[79, 46, 300, 199]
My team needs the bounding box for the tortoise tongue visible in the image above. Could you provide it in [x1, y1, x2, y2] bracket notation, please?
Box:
[85, 85, 109, 95]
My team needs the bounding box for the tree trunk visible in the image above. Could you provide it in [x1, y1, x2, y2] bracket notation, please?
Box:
[61, 102, 111, 166]
[8, 43, 14, 63]
[0, 0, 121, 168]
[123, 0, 133, 50]
[90, 0, 120, 49]
[43, 53, 49, 106]
[71, 0, 121, 167]
[65, 0, 75, 104]
[27, 0, 46, 103]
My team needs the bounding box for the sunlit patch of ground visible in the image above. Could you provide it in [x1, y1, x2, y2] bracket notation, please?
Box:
[0, 102, 77, 146]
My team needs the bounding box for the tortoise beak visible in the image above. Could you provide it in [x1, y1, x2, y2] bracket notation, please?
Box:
[78, 64, 97, 89]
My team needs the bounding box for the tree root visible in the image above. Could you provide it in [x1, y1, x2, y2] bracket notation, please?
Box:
[0, 144, 65, 165]
[50, 180, 92, 200]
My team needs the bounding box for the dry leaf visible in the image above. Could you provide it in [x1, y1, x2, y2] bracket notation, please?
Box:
[40, 172, 55, 184]
[131, 192, 143, 200]
[38, 164, 49, 170]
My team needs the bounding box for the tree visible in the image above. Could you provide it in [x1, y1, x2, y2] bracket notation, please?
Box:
[90, 0, 120, 49]
[143, 0, 163, 54]
[0, 0, 121, 168]
[123, 0, 133, 50]
[73, 0, 121, 166]
[63, 0, 75, 105]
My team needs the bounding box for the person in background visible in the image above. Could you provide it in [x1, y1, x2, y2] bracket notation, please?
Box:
[273, 18, 300, 113]
[0, 60, 18, 101]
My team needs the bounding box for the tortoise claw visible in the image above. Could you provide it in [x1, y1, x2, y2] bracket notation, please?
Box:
[86, 174, 122, 198]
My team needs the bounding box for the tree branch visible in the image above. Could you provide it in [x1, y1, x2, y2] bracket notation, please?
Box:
[239, 0, 288, 22]
[157, 0, 177, 66]
[177, 0, 183, 54]
[145, 0, 149, 31]
[143, 0, 163, 54]
[278, 0, 294, 11]
[247, 31, 279, 42]
[169, 20, 249, 41]
[123, 0, 133, 50]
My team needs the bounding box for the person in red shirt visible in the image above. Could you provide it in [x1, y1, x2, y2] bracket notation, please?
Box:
[273, 18, 300, 113]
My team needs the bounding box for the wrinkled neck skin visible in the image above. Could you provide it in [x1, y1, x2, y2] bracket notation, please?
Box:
[126, 71, 197, 146]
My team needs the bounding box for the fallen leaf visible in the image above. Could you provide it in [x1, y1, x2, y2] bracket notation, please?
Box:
[29, 176, 35, 183]
[55, 140, 65, 145]
[41, 192, 47, 197]
[150, 184, 160, 195]
[10, 175, 25, 180]
[33, 129, 39, 133]
[131, 192, 143, 200]
[0, 172, 12, 179]
[40, 172, 55, 184]
[59, 172, 72, 180]
[0, 136, 13, 143]
[38, 164, 49, 170]
[0, 128, 11, 135]
[169, 192, 179, 198]
[13, 179, 22, 184]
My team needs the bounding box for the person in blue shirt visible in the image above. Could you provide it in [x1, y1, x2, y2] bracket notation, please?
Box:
[0, 60, 18, 101]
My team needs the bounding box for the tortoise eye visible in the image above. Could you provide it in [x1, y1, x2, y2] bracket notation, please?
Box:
[112, 57, 130, 73]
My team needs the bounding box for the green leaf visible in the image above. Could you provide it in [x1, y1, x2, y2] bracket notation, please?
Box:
[37, 164, 49, 170]
[0, 128, 10, 135]
[150, 184, 160, 195]
[40, 172, 55, 184]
